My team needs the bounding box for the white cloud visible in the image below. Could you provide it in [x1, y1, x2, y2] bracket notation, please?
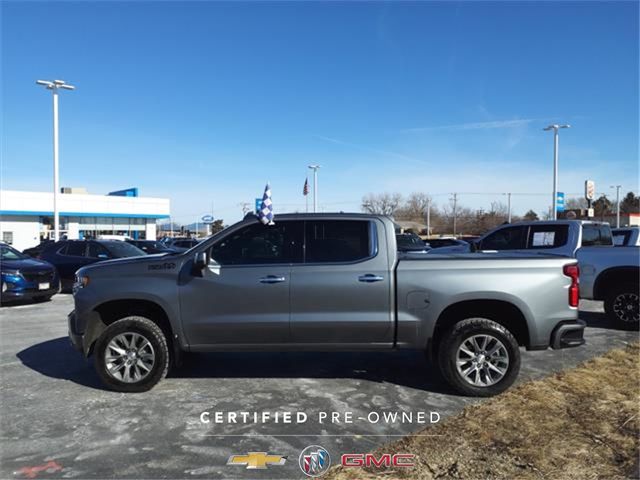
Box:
[402, 118, 540, 133]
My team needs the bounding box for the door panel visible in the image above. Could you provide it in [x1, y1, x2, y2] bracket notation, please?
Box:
[178, 220, 303, 346]
[179, 265, 291, 345]
[290, 220, 393, 344]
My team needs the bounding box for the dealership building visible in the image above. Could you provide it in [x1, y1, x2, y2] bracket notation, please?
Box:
[0, 188, 170, 252]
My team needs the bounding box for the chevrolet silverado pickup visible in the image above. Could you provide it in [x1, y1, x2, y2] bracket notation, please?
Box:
[68, 213, 585, 396]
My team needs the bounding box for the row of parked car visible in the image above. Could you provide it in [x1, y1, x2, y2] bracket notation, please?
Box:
[0, 237, 202, 302]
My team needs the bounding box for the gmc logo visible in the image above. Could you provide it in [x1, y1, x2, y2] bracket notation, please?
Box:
[341, 453, 415, 468]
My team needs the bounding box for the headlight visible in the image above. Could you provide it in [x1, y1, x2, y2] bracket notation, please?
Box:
[73, 275, 90, 293]
[1, 270, 22, 283]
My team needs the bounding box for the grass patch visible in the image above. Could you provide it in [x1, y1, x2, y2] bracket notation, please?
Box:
[326, 342, 640, 479]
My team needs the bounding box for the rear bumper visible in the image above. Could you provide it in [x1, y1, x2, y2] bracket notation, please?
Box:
[550, 320, 586, 349]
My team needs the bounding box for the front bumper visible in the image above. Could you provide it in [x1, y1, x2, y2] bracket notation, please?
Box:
[68, 310, 84, 352]
[550, 319, 586, 349]
[1, 284, 59, 303]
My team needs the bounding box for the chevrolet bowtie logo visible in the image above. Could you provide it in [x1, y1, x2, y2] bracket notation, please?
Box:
[227, 452, 287, 469]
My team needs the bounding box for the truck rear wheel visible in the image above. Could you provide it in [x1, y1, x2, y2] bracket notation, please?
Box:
[438, 317, 520, 397]
[604, 282, 639, 326]
[94, 316, 170, 392]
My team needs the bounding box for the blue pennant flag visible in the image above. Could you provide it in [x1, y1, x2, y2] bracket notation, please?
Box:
[257, 183, 275, 225]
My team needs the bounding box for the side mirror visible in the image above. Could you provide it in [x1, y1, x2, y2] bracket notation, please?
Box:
[469, 241, 479, 253]
[192, 252, 207, 277]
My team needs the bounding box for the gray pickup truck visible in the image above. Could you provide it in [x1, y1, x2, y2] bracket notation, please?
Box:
[68, 213, 584, 396]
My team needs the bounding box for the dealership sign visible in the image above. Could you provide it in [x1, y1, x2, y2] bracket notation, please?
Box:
[341, 453, 415, 468]
[585, 180, 595, 201]
[201, 214, 214, 223]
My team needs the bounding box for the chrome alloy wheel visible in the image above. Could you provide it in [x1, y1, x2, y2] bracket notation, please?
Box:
[456, 334, 509, 387]
[613, 293, 640, 323]
[104, 332, 155, 383]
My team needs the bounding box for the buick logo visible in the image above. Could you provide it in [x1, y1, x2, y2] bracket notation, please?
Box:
[299, 445, 331, 477]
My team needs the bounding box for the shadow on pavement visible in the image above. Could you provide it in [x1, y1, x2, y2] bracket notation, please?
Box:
[16, 336, 453, 394]
[580, 309, 639, 332]
[16, 337, 104, 390]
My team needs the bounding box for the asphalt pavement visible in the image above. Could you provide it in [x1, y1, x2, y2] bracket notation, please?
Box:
[0, 295, 637, 479]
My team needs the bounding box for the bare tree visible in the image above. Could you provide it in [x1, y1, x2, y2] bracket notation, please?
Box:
[395, 192, 433, 221]
[361, 193, 403, 216]
[565, 197, 588, 210]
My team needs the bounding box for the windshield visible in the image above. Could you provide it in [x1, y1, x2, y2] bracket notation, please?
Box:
[102, 241, 147, 258]
[1, 244, 29, 261]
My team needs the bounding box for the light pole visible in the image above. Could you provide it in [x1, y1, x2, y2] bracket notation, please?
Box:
[308, 164, 321, 213]
[543, 124, 570, 220]
[503, 192, 512, 223]
[610, 185, 622, 228]
[36, 79, 75, 241]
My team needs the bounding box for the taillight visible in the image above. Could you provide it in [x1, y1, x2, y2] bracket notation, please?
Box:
[563, 264, 579, 307]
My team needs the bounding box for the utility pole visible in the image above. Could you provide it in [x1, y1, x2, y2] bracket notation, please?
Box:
[427, 199, 431, 236]
[505, 192, 512, 223]
[543, 124, 571, 220]
[610, 185, 622, 228]
[36, 79, 75, 241]
[308, 164, 321, 212]
[452, 193, 458, 236]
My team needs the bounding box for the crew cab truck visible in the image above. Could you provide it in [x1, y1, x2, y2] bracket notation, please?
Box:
[68, 213, 585, 396]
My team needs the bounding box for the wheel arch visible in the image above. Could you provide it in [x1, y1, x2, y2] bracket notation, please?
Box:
[430, 299, 530, 353]
[593, 266, 640, 300]
[87, 299, 180, 365]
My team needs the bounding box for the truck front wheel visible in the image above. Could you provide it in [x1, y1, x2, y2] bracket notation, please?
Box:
[604, 283, 639, 326]
[94, 316, 170, 392]
[438, 317, 520, 397]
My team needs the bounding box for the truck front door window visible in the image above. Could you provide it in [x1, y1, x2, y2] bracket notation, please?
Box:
[211, 222, 303, 265]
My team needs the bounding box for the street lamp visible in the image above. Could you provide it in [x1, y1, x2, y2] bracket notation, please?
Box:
[308, 164, 321, 212]
[36, 79, 75, 241]
[543, 124, 570, 220]
[610, 185, 622, 228]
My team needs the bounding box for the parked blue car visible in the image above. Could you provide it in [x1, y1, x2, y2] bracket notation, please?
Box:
[1, 242, 59, 304]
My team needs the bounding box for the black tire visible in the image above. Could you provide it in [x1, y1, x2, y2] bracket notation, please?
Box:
[604, 282, 639, 326]
[94, 316, 169, 392]
[437, 317, 521, 397]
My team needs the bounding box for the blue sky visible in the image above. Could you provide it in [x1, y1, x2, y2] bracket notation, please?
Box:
[2, 1, 638, 224]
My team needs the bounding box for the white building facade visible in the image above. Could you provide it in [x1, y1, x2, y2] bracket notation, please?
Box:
[0, 188, 170, 251]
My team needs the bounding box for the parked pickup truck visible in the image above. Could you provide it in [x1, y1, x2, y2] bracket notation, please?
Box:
[428, 220, 613, 255]
[613, 227, 640, 247]
[68, 213, 585, 396]
[577, 246, 639, 325]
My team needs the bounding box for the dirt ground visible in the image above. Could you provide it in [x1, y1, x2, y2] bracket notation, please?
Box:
[327, 341, 640, 480]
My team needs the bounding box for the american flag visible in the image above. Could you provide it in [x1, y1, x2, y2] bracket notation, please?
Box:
[303, 178, 309, 196]
[258, 183, 275, 225]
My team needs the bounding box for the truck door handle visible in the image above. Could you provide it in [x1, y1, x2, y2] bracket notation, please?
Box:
[259, 275, 286, 284]
[358, 274, 384, 283]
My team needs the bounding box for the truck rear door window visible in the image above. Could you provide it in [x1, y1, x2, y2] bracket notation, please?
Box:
[582, 224, 613, 246]
[305, 220, 372, 263]
[527, 225, 569, 249]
